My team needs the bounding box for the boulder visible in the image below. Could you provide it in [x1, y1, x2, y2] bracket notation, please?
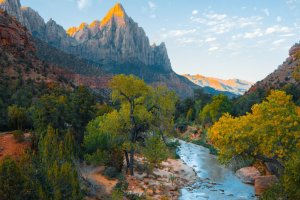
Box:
[236, 167, 261, 184]
[254, 175, 278, 196]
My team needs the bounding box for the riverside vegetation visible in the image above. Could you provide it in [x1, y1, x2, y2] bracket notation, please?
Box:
[0, 75, 182, 200]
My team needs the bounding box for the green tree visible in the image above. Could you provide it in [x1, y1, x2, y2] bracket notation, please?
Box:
[0, 99, 7, 130]
[199, 94, 232, 125]
[0, 157, 26, 200]
[84, 112, 127, 170]
[85, 75, 177, 176]
[143, 136, 168, 171]
[67, 86, 96, 145]
[7, 105, 27, 130]
[38, 126, 82, 200]
[32, 94, 68, 135]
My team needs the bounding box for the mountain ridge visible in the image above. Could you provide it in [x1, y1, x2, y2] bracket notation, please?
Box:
[183, 74, 253, 95]
[0, 0, 199, 97]
[247, 42, 300, 95]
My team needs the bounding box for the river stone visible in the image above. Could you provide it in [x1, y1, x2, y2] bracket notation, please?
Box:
[236, 167, 261, 184]
[254, 175, 278, 196]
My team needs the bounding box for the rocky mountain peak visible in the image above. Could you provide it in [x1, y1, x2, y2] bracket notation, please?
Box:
[0, 0, 24, 23]
[100, 3, 127, 27]
[0, 0, 197, 97]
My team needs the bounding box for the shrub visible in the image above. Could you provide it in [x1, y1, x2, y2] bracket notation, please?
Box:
[114, 175, 129, 191]
[104, 167, 119, 179]
[143, 136, 168, 170]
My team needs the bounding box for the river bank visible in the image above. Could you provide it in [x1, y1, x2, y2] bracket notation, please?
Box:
[82, 153, 197, 200]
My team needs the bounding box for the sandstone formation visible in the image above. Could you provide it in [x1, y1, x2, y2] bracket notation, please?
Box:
[235, 167, 261, 184]
[254, 175, 278, 196]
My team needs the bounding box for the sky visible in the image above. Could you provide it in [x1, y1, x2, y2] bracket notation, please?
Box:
[21, 0, 300, 82]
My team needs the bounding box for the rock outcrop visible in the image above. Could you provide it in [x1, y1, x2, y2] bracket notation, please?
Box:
[254, 175, 278, 196]
[235, 167, 261, 184]
[0, 0, 198, 97]
[65, 3, 172, 73]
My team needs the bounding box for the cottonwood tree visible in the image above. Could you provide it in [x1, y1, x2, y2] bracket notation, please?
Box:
[209, 90, 300, 177]
[85, 75, 177, 175]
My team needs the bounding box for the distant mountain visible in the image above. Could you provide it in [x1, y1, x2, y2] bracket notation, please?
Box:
[183, 74, 253, 95]
[0, 0, 199, 97]
[247, 43, 300, 95]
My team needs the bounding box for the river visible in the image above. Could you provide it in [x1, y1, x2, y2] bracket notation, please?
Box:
[177, 140, 256, 200]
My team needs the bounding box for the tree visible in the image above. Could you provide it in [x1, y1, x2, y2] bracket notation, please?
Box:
[199, 94, 232, 125]
[292, 65, 300, 81]
[67, 86, 96, 145]
[85, 75, 177, 176]
[38, 126, 82, 200]
[0, 99, 7, 130]
[7, 105, 27, 130]
[110, 75, 151, 176]
[84, 111, 129, 171]
[143, 136, 168, 171]
[0, 157, 26, 200]
[32, 94, 68, 134]
[208, 90, 300, 177]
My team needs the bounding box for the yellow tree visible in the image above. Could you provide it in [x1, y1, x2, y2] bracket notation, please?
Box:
[209, 90, 300, 177]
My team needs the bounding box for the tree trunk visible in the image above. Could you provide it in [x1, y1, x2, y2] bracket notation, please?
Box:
[129, 147, 135, 176]
[160, 131, 168, 146]
[124, 150, 130, 169]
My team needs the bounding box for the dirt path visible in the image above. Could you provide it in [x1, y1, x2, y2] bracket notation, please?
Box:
[0, 132, 30, 161]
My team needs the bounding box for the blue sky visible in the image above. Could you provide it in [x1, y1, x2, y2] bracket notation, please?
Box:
[21, 0, 300, 82]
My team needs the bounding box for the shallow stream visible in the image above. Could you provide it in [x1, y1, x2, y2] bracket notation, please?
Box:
[177, 140, 256, 200]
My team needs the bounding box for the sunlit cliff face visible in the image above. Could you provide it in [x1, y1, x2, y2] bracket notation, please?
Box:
[66, 3, 127, 37]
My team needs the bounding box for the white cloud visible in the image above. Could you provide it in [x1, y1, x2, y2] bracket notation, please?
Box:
[192, 10, 198, 15]
[243, 29, 264, 39]
[77, 0, 91, 10]
[208, 46, 219, 52]
[232, 34, 243, 40]
[190, 12, 263, 34]
[164, 29, 197, 37]
[177, 38, 203, 45]
[273, 39, 286, 45]
[281, 33, 296, 37]
[205, 37, 216, 42]
[265, 25, 291, 34]
[206, 13, 227, 21]
[263, 8, 270, 17]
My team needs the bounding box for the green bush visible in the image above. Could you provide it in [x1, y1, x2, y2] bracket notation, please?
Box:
[114, 175, 129, 191]
[104, 167, 120, 179]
